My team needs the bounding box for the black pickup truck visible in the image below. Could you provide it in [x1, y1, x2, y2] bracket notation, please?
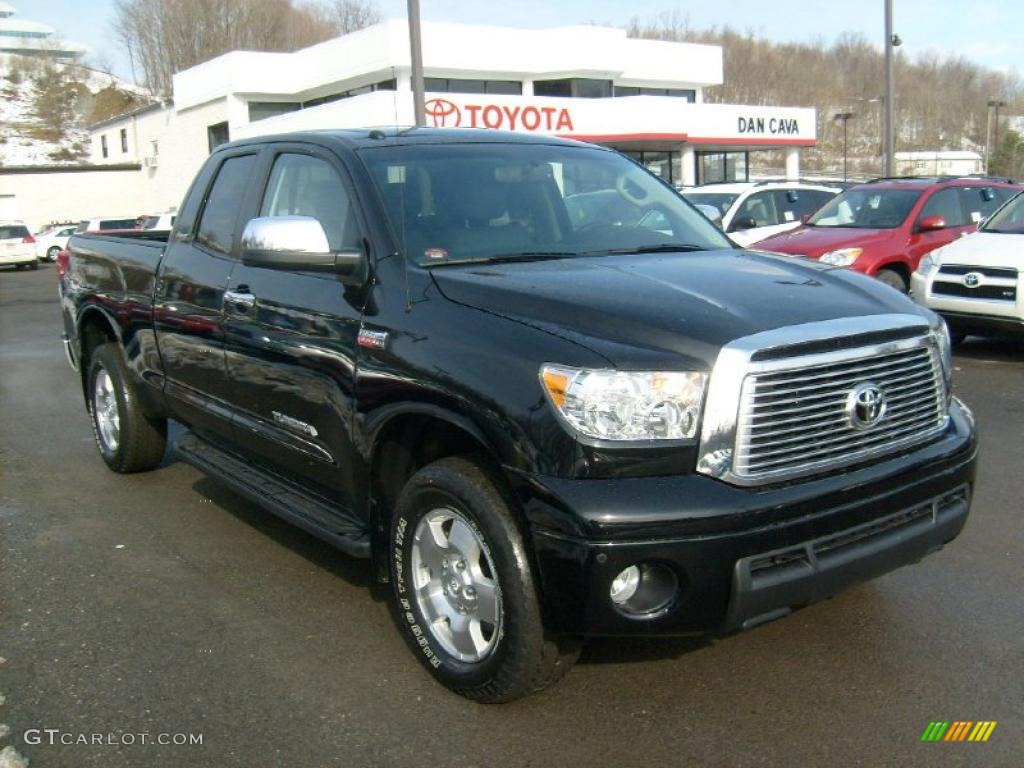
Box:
[60, 128, 977, 702]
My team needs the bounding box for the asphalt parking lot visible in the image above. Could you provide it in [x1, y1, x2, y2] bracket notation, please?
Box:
[1, 265, 1022, 767]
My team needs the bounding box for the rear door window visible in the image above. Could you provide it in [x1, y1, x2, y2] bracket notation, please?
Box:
[772, 189, 833, 224]
[959, 186, 1007, 224]
[99, 219, 139, 230]
[0, 225, 30, 240]
[196, 154, 257, 255]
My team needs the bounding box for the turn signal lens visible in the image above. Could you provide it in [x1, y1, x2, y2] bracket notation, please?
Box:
[541, 368, 569, 408]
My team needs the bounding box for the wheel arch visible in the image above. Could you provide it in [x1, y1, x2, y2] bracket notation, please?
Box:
[364, 404, 519, 583]
[76, 306, 121, 404]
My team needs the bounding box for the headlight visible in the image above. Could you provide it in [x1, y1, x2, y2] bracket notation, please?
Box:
[933, 321, 953, 408]
[917, 251, 941, 279]
[540, 365, 707, 441]
[820, 247, 863, 267]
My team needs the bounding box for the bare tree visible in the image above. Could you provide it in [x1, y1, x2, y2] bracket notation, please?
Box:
[327, 0, 380, 34]
[627, 15, 1024, 175]
[115, 0, 381, 95]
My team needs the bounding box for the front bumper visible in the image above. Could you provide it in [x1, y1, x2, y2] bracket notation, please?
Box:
[911, 271, 1023, 335]
[514, 399, 977, 636]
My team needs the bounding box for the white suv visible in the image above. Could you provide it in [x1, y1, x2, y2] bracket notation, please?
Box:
[0, 221, 38, 270]
[912, 190, 1023, 342]
[682, 181, 842, 247]
[35, 224, 77, 261]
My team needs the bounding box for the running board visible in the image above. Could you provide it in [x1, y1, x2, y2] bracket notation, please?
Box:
[173, 431, 370, 559]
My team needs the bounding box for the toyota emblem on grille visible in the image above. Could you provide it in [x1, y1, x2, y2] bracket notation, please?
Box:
[847, 382, 887, 430]
[962, 272, 983, 288]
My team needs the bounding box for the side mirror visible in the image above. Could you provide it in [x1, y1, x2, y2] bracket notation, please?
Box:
[730, 216, 759, 232]
[918, 215, 947, 232]
[240, 216, 366, 283]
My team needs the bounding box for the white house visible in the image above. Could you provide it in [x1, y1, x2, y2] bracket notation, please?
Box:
[894, 151, 984, 177]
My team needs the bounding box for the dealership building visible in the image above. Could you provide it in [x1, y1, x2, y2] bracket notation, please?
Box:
[1, 20, 817, 228]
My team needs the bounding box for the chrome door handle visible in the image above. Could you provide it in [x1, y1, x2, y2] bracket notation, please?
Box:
[223, 290, 256, 311]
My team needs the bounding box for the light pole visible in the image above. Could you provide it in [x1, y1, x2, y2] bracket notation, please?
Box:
[883, 0, 901, 177]
[986, 99, 1007, 174]
[407, 0, 426, 127]
[834, 112, 855, 181]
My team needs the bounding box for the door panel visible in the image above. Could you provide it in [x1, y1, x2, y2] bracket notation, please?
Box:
[154, 152, 257, 441]
[223, 149, 365, 507]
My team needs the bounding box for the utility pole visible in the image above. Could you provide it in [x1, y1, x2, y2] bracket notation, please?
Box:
[883, 0, 900, 177]
[986, 100, 1007, 174]
[834, 112, 855, 181]
[407, 0, 426, 127]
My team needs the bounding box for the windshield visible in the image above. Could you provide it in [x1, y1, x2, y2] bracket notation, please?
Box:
[981, 191, 1024, 234]
[681, 192, 739, 218]
[360, 143, 732, 265]
[808, 188, 922, 229]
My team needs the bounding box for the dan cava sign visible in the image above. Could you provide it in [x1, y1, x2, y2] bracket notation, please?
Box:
[425, 98, 575, 133]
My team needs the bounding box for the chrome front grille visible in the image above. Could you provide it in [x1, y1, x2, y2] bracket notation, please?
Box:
[733, 339, 946, 481]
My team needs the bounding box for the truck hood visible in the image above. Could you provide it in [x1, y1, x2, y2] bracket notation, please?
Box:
[430, 249, 924, 369]
[934, 231, 1023, 267]
[756, 225, 895, 258]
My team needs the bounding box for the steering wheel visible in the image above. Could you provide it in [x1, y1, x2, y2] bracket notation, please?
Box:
[616, 173, 650, 207]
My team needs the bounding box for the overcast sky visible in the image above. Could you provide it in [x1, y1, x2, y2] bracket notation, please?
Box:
[22, 0, 1023, 84]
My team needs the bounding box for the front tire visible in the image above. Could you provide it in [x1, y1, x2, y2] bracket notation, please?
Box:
[87, 343, 167, 473]
[388, 456, 578, 702]
[47, 246, 61, 261]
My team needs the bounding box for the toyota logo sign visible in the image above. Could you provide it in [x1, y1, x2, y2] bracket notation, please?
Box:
[847, 382, 887, 430]
[425, 98, 461, 128]
[962, 272, 983, 288]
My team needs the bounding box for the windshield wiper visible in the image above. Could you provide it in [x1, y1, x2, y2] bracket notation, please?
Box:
[424, 251, 577, 267]
[578, 243, 711, 256]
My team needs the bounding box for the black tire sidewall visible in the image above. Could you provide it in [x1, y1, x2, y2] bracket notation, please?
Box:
[87, 346, 129, 470]
[388, 462, 539, 695]
[47, 246, 60, 261]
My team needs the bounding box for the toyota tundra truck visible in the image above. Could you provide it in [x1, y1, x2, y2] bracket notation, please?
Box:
[59, 128, 977, 702]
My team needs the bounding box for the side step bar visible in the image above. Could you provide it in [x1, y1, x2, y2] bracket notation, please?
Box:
[173, 431, 370, 559]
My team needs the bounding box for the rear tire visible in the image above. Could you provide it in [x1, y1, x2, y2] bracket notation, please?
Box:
[86, 343, 167, 473]
[29, 260, 39, 271]
[875, 268, 908, 293]
[388, 456, 579, 703]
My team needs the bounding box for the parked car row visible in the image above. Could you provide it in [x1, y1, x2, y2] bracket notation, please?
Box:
[1, 212, 179, 270]
[755, 175, 1021, 293]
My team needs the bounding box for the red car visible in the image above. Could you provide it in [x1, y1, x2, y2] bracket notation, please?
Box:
[755, 176, 1022, 292]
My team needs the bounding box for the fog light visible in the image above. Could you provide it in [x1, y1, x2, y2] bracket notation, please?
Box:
[610, 565, 641, 605]
[608, 562, 680, 617]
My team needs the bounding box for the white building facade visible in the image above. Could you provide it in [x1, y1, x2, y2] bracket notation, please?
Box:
[5, 20, 817, 229]
[0, 2, 85, 59]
